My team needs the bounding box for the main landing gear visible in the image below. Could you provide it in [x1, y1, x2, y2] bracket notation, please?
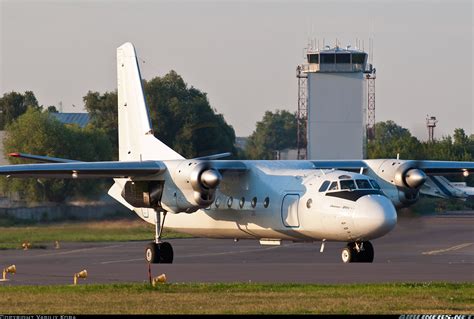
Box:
[145, 211, 174, 264]
[341, 241, 374, 263]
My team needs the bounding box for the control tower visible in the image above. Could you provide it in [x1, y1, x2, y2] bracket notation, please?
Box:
[298, 45, 374, 160]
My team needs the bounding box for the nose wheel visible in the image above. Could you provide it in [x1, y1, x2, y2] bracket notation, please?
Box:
[341, 241, 374, 263]
[146, 210, 174, 264]
[145, 242, 173, 263]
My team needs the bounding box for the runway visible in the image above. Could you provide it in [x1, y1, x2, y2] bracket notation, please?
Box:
[1, 214, 473, 285]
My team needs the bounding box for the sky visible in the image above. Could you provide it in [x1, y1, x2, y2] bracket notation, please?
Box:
[0, 0, 472, 140]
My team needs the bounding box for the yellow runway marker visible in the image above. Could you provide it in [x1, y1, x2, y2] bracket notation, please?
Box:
[422, 243, 473, 255]
[152, 274, 166, 287]
[1, 265, 16, 281]
[73, 269, 88, 285]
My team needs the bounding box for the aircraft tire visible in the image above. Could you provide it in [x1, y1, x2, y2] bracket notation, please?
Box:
[145, 242, 174, 264]
[341, 247, 355, 263]
[159, 242, 174, 264]
[359, 241, 374, 263]
[145, 242, 159, 263]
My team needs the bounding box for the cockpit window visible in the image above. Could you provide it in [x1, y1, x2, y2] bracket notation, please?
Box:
[328, 181, 339, 191]
[319, 180, 330, 192]
[338, 175, 351, 180]
[355, 179, 372, 189]
[340, 180, 356, 191]
[370, 180, 381, 189]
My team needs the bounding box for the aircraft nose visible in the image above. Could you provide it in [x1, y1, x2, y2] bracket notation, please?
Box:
[353, 194, 397, 240]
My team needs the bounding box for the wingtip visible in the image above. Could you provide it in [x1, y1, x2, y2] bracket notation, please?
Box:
[8, 153, 20, 158]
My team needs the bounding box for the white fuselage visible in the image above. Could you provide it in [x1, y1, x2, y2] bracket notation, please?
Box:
[130, 161, 397, 243]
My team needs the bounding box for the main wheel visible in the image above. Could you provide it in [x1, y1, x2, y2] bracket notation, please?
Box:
[341, 247, 354, 263]
[145, 242, 174, 264]
[358, 241, 374, 263]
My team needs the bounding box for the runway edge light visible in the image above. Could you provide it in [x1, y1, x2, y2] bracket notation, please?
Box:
[73, 269, 88, 285]
[2, 265, 16, 281]
[152, 274, 167, 287]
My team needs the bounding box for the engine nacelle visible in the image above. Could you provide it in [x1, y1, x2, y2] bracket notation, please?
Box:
[368, 159, 427, 207]
[372, 160, 427, 190]
[394, 165, 427, 189]
[166, 160, 222, 213]
[121, 181, 164, 208]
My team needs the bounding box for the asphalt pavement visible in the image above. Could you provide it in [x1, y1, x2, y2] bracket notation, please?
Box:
[1, 214, 473, 285]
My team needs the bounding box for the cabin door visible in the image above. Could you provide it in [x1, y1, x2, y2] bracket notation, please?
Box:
[281, 194, 300, 227]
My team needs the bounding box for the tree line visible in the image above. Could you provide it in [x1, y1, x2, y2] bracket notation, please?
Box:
[0, 70, 472, 202]
[0, 71, 236, 202]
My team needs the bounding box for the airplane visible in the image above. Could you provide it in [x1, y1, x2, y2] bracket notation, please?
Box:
[421, 175, 474, 199]
[1, 42, 472, 264]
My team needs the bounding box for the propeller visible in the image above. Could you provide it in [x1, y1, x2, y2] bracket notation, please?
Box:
[404, 169, 427, 189]
[200, 169, 222, 189]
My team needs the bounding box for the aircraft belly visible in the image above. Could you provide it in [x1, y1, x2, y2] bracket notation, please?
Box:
[163, 208, 312, 240]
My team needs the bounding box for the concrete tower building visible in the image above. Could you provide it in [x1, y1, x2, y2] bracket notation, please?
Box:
[299, 45, 374, 160]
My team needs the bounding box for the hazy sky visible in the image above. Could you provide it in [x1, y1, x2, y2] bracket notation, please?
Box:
[1, 0, 472, 140]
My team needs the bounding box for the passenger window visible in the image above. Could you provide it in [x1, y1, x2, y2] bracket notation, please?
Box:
[340, 180, 356, 190]
[356, 179, 372, 189]
[370, 180, 381, 190]
[328, 181, 339, 191]
[319, 180, 330, 192]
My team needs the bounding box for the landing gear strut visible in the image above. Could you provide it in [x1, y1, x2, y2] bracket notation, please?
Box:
[145, 210, 173, 263]
[341, 241, 374, 263]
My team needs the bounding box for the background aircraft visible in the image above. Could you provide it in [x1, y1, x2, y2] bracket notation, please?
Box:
[0, 43, 472, 264]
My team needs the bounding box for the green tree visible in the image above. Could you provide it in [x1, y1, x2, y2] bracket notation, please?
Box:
[85, 70, 236, 159]
[0, 91, 40, 129]
[367, 121, 424, 159]
[245, 110, 297, 160]
[422, 130, 473, 162]
[83, 91, 118, 159]
[45, 105, 59, 113]
[453, 128, 470, 145]
[0, 108, 112, 202]
[367, 122, 473, 186]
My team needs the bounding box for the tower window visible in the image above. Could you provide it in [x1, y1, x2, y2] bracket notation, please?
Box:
[336, 53, 350, 63]
[307, 54, 319, 64]
[320, 53, 335, 64]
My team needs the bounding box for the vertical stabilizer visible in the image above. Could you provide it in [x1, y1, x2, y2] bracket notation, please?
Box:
[116, 42, 183, 161]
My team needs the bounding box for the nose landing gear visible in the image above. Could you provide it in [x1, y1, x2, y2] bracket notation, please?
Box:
[341, 241, 374, 263]
[145, 210, 174, 264]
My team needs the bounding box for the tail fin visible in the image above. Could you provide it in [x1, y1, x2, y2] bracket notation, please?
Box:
[116, 42, 183, 161]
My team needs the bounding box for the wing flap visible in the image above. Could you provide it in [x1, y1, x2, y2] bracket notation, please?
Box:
[0, 161, 166, 179]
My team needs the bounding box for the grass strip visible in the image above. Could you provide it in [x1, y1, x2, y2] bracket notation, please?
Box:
[0, 282, 472, 314]
[0, 219, 190, 249]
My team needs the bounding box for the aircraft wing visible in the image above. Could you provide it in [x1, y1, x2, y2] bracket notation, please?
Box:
[0, 159, 248, 179]
[310, 159, 473, 176]
[0, 161, 166, 178]
[8, 152, 80, 163]
[310, 160, 368, 172]
[211, 160, 248, 172]
[412, 160, 474, 175]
